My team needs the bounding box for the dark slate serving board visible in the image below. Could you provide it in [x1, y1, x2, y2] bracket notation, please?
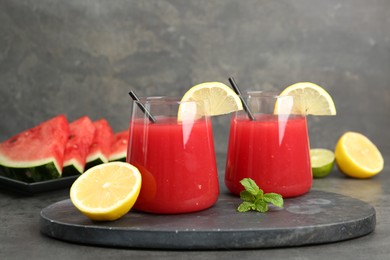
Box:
[39, 190, 376, 249]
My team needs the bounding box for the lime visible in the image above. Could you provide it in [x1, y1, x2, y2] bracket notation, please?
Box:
[310, 148, 335, 178]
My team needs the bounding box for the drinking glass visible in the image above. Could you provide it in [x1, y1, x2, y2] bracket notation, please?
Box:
[225, 92, 312, 198]
[127, 97, 219, 214]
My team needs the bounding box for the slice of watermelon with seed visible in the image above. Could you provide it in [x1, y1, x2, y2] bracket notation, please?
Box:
[0, 115, 69, 182]
[85, 119, 113, 170]
[62, 116, 96, 176]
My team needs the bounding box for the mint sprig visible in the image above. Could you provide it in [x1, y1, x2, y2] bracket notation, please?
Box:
[237, 178, 284, 213]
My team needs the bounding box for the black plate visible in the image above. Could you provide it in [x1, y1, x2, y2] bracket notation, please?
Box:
[40, 190, 376, 249]
[0, 175, 78, 194]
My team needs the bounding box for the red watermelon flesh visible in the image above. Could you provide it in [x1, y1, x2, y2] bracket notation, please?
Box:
[109, 129, 129, 162]
[85, 119, 113, 170]
[0, 115, 69, 182]
[62, 116, 96, 176]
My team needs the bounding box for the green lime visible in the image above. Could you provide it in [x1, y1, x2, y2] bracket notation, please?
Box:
[310, 148, 335, 178]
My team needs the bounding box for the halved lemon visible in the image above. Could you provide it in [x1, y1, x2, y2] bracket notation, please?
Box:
[178, 82, 243, 120]
[70, 162, 142, 221]
[335, 132, 384, 178]
[277, 82, 336, 115]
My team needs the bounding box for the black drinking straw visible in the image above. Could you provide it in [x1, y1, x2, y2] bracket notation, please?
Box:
[228, 77, 256, 121]
[128, 91, 157, 123]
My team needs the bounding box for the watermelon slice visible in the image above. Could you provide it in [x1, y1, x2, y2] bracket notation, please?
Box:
[109, 129, 129, 162]
[0, 115, 69, 182]
[85, 119, 113, 170]
[62, 116, 96, 177]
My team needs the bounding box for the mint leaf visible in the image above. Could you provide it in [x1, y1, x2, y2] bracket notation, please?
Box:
[237, 201, 254, 212]
[254, 189, 264, 200]
[237, 178, 284, 214]
[240, 190, 255, 202]
[254, 200, 268, 213]
[263, 193, 284, 208]
[239, 178, 259, 196]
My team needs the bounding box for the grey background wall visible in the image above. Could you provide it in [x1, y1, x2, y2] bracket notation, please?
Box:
[1, 0, 389, 161]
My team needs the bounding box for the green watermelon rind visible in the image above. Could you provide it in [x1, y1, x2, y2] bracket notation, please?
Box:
[62, 158, 84, 177]
[108, 152, 127, 162]
[0, 153, 62, 182]
[0, 161, 60, 183]
[85, 152, 108, 170]
[85, 158, 105, 170]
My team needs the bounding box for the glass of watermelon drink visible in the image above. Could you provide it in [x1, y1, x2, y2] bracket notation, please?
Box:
[127, 97, 219, 214]
[225, 92, 312, 198]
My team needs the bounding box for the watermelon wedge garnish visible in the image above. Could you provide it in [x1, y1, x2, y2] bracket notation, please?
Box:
[0, 115, 69, 182]
[109, 129, 129, 162]
[62, 116, 96, 176]
[85, 119, 113, 170]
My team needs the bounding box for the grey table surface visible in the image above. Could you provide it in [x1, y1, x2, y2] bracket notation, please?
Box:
[1, 0, 389, 258]
[0, 151, 389, 260]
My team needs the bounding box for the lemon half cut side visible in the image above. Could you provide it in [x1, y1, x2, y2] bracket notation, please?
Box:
[277, 82, 336, 116]
[70, 162, 142, 221]
[178, 82, 243, 121]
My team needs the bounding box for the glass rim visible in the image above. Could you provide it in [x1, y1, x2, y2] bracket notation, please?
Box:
[242, 91, 294, 103]
[134, 96, 200, 105]
[246, 90, 292, 99]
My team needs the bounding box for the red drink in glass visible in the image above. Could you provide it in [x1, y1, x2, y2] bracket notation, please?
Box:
[225, 93, 312, 198]
[127, 98, 219, 214]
